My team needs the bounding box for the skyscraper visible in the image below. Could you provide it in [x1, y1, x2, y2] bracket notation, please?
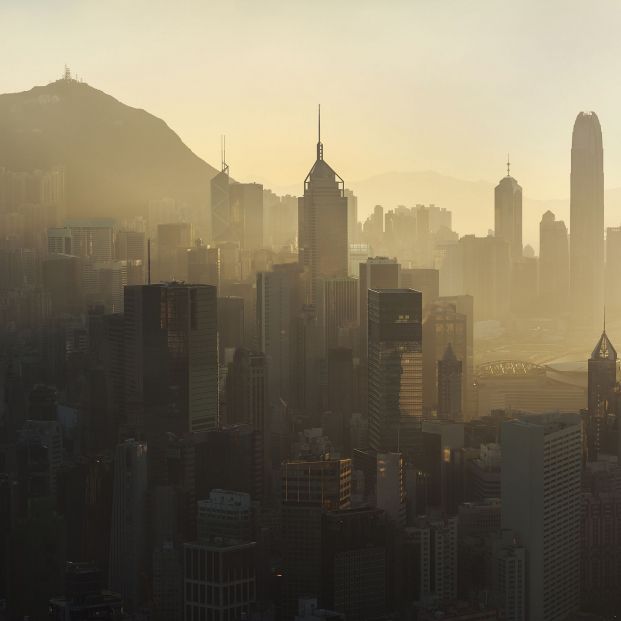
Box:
[605, 225, 621, 312]
[359, 257, 401, 357]
[109, 439, 148, 612]
[400, 268, 439, 311]
[358, 258, 401, 412]
[123, 283, 219, 437]
[494, 159, 522, 259]
[186, 241, 220, 288]
[298, 108, 348, 305]
[282, 459, 352, 614]
[257, 263, 304, 406]
[588, 328, 617, 415]
[228, 182, 264, 251]
[422, 301, 467, 415]
[501, 412, 582, 621]
[211, 139, 231, 244]
[570, 111, 604, 323]
[184, 540, 256, 621]
[318, 276, 358, 353]
[225, 348, 267, 432]
[587, 328, 617, 459]
[459, 234, 511, 321]
[539, 211, 569, 315]
[368, 289, 423, 454]
[437, 343, 462, 421]
[407, 513, 458, 606]
[321, 508, 387, 620]
[156, 222, 192, 281]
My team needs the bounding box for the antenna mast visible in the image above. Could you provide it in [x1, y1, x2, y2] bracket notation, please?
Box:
[221, 135, 229, 174]
[317, 104, 323, 161]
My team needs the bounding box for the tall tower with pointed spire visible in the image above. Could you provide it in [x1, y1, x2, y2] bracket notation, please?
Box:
[494, 156, 522, 259]
[587, 323, 617, 459]
[298, 106, 348, 305]
[588, 324, 617, 414]
[570, 111, 604, 323]
[211, 135, 231, 244]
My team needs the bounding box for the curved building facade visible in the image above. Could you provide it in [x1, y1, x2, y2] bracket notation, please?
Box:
[570, 111, 604, 323]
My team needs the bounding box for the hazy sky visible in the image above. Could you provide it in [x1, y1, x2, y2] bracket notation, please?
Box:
[4, 0, 621, 202]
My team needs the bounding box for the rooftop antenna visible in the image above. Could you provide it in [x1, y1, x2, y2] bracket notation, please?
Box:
[221, 135, 229, 174]
[317, 104, 323, 161]
[506, 153, 511, 177]
[604, 305, 606, 333]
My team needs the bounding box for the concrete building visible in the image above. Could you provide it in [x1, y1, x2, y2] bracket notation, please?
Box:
[282, 459, 352, 614]
[539, 211, 569, 315]
[108, 439, 148, 612]
[400, 268, 439, 311]
[467, 443, 501, 501]
[438, 343, 463, 420]
[358, 257, 401, 364]
[318, 276, 358, 353]
[321, 508, 387, 620]
[156, 222, 192, 281]
[197, 489, 253, 542]
[183, 539, 256, 621]
[408, 513, 458, 607]
[229, 182, 264, 251]
[491, 530, 526, 621]
[501, 412, 582, 621]
[257, 263, 304, 407]
[63, 218, 115, 262]
[368, 289, 422, 454]
[606, 225, 621, 312]
[375, 452, 406, 527]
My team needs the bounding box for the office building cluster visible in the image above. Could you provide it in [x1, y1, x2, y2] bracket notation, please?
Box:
[0, 111, 619, 621]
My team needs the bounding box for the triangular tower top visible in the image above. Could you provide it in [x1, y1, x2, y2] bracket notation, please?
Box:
[591, 330, 617, 361]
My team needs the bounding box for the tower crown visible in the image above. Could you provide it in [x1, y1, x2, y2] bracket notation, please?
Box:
[442, 342, 458, 362]
[591, 330, 617, 361]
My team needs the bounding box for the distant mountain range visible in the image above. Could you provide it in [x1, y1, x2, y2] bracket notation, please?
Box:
[278, 170, 621, 249]
[2, 79, 621, 248]
[347, 171, 621, 249]
[0, 78, 219, 219]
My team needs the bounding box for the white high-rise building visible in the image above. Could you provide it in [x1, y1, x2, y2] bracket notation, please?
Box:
[501, 412, 581, 621]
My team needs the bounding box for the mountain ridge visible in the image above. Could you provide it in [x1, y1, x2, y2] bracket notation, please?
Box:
[0, 78, 219, 219]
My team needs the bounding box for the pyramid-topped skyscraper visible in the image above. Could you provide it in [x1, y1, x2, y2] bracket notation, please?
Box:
[298, 106, 348, 305]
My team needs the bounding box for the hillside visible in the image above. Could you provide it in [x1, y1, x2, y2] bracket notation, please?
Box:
[0, 78, 219, 218]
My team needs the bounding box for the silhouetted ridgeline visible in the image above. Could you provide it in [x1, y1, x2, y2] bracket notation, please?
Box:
[0, 78, 219, 218]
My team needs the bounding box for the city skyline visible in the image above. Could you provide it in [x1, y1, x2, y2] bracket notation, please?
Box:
[4, 4, 621, 619]
[6, 1, 621, 207]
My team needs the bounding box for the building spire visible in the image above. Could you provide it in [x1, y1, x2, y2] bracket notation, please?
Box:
[317, 104, 323, 161]
[506, 153, 511, 177]
[604, 305, 606, 333]
[220, 135, 228, 174]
